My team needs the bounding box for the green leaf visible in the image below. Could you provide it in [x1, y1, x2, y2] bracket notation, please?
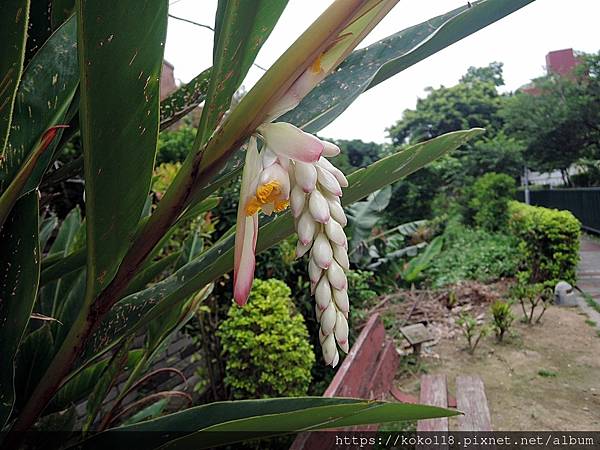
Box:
[123, 253, 181, 298]
[346, 186, 391, 255]
[83, 338, 133, 432]
[0, 16, 78, 196]
[282, 0, 535, 132]
[80, 397, 455, 449]
[39, 213, 58, 252]
[401, 235, 444, 283]
[77, 0, 168, 297]
[192, 0, 288, 150]
[47, 350, 143, 414]
[0, 191, 40, 427]
[159, 68, 211, 131]
[0, 0, 29, 153]
[120, 398, 169, 426]
[82, 129, 482, 362]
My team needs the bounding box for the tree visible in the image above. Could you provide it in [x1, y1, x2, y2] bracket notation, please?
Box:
[502, 51, 600, 180]
[387, 62, 505, 146]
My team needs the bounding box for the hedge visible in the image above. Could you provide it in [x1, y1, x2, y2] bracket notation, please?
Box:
[507, 201, 581, 285]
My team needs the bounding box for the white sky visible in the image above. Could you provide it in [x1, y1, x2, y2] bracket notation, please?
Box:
[165, 0, 600, 143]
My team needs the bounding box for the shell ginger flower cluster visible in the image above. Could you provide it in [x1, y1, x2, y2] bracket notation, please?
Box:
[233, 122, 350, 367]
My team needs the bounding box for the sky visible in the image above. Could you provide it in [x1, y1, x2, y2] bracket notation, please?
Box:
[165, 0, 600, 143]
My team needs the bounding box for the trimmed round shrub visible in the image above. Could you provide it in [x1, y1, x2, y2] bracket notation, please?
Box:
[217, 279, 315, 399]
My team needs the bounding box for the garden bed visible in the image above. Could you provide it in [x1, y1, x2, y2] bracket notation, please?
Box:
[394, 304, 600, 430]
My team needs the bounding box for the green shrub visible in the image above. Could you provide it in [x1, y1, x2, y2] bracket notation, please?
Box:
[217, 279, 315, 399]
[490, 300, 514, 341]
[508, 201, 580, 285]
[156, 125, 196, 164]
[464, 172, 516, 231]
[425, 224, 521, 287]
[510, 279, 553, 324]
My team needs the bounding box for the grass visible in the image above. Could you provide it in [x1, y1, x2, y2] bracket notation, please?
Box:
[537, 368, 558, 378]
[585, 319, 597, 327]
[582, 292, 600, 314]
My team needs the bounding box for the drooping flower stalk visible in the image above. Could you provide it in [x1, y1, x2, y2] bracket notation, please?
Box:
[234, 54, 352, 366]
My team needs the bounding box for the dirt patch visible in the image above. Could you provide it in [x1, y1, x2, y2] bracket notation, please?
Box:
[395, 305, 600, 430]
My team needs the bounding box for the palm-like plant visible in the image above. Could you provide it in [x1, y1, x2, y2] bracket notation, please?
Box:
[0, 0, 533, 447]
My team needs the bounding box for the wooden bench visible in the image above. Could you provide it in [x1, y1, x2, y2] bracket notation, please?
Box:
[417, 374, 492, 432]
[290, 315, 491, 450]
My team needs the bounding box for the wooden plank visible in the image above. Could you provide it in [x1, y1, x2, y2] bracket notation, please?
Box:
[456, 375, 492, 431]
[390, 386, 418, 404]
[400, 323, 432, 345]
[368, 339, 399, 397]
[417, 374, 449, 432]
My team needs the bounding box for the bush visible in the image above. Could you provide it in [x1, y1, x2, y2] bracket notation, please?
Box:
[464, 172, 516, 231]
[457, 313, 490, 354]
[217, 279, 314, 399]
[508, 201, 580, 285]
[156, 125, 196, 164]
[425, 224, 521, 287]
[490, 300, 514, 341]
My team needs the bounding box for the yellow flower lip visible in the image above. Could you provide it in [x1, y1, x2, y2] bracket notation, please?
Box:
[245, 180, 289, 216]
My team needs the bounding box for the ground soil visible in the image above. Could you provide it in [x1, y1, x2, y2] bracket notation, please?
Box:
[394, 304, 600, 430]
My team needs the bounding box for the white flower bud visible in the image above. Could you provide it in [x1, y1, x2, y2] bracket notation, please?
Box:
[315, 276, 332, 311]
[327, 198, 347, 226]
[297, 210, 317, 245]
[308, 190, 330, 224]
[308, 257, 322, 284]
[319, 326, 326, 344]
[322, 334, 337, 366]
[332, 349, 340, 368]
[317, 157, 348, 187]
[333, 288, 349, 313]
[296, 239, 311, 258]
[315, 304, 323, 322]
[312, 233, 333, 269]
[324, 219, 346, 247]
[322, 141, 341, 157]
[316, 165, 342, 196]
[294, 161, 317, 193]
[321, 302, 337, 335]
[327, 260, 347, 290]
[290, 184, 306, 218]
[333, 243, 350, 270]
[335, 311, 349, 349]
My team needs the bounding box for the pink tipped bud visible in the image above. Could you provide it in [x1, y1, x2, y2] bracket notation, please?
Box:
[312, 233, 333, 269]
[327, 198, 347, 226]
[333, 243, 350, 270]
[290, 184, 306, 217]
[321, 302, 337, 335]
[327, 260, 347, 290]
[294, 161, 318, 193]
[296, 239, 311, 258]
[333, 288, 349, 313]
[308, 257, 323, 284]
[322, 141, 341, 157]
[316, 165, 343, 196]
[332, 349, 340, 368]
[297, 211, 317, 245]
[317, 157, 348, 187]
[315, 276, 332, 310]
[309, 190, 330, 224]
[334, 311, 349, 350]
[325, 219, 346, 247]
[322, 334, 337, 365]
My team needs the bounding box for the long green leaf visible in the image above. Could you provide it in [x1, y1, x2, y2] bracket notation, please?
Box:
[0, 0, 29, 153]
[159, 68, 211, 131]
[79, 397, 456, 449]
[0, 16, 78, 195]
[77, 0, 168, 297]
[192, 0, 288, 150]
[282, 0, 535, 132]
[82, 129, 482, 362]
[0, 192, 40, 427]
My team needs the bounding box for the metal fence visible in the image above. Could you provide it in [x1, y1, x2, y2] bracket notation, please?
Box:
[517, 188, 600, 234]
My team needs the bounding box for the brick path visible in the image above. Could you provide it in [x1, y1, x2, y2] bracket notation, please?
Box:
[576, 237, 600, 324]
